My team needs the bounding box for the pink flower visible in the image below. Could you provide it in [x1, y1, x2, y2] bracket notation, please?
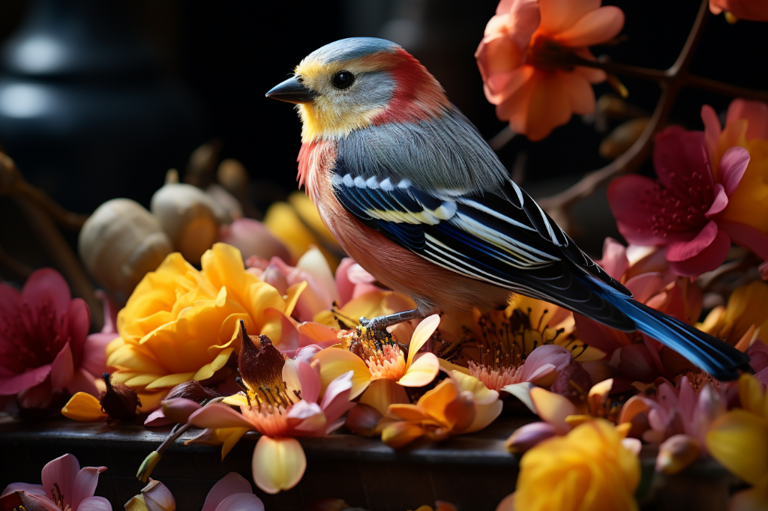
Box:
[609, 126, 753, 276]
[468, 344, 572, 391]
[201, 472, 264, 511]
[748, 340, 768, 385]
[0, 269, 111, 410]
[476, 0, 624, 140]
[709, 0, 768, 21]
[0, 453, 111, 510]
[189, 360, 355, 494]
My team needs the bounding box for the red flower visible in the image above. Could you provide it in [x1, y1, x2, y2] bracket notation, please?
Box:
[0, 269, 109, 410]
[608, 126, 753, 276]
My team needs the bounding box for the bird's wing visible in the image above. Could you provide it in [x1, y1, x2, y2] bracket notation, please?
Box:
[331, 170, 635, 330]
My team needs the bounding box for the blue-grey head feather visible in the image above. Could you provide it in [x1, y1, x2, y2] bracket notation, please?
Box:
[307, 37, 400, 65]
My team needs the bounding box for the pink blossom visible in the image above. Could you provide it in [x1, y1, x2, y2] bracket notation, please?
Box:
[0, 453, 111, 510]
[0, 269, 111, 410]
[218, 217, 291, 263]
[468, 344, 572, 391]
[201, 472, 264, 511]
[609, 126, 753, 276]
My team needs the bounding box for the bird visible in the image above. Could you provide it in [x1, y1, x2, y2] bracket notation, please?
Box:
[266, 37, 750, 381]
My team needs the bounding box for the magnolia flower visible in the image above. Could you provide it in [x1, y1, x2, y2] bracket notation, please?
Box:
[497, 419, 640, 511]
[125, 473, 264, 511]
[609, 126, 752, 276]
[107, 243, 303, 412]
[0, 268, 109, 411]
[380, 370, 503, 448]
[189, 341, 355, 494]
[0, 453, 111, 510]
[476, 0, 624, 140]
[313, 315, 441, 415]
[707, 374, 768, 511]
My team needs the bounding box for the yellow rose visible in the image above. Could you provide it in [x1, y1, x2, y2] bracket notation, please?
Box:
[499, 419, 640, 511]
[106, 243, 301, 411]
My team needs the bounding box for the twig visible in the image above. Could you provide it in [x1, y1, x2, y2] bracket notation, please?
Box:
[539, 0, 711, 226]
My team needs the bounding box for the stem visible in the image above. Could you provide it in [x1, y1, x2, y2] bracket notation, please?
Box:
[489, 125, 516, 152]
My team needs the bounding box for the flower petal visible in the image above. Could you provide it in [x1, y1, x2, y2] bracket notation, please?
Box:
[359, 378, 409, 416]
[705, 184, 729, 218]
[451, 370, 499, 405]
[188, 403, 255, 430]
[0, 364, 52, 396]
[251, 436, 306, 494]
[554, 6, 625, 47]
[719, 220, 768, 261]
[202, 473, 253, 511]
[76, 496, 113, 511]
[50, 342, 74, 392]
[707, 410, 768, 486]
[607, 175, 667, 246]
[41, 453, 80, 509]
[297, 361, 321, 405]
[62, 392, 105, 421]
[381, 421, 426, 448]
[407, 315, 440, 369]
[22, 268, 71, 314]
[727, 99, 768, 141]
[719, 146, 750, 196]
[313, 347, 371, 399]
[214, 493, 265, 511]
[667, 223, 731, 276]
[0, 484, 46, 498]
[70, 466, 107, 510]
[530, 387, 577, 434]
[398, 353, 440, 387]
[320, 371, 354, 425]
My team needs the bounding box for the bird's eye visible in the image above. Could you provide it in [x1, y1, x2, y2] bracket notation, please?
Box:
[332, 70, 355, 90]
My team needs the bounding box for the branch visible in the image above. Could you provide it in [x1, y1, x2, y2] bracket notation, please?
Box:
[539, 0, 711, 224]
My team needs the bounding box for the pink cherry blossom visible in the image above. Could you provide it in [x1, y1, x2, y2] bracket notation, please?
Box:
[0, 453, 111, 510]
[0, 269, 111, 410]
[609, 126, 753, 276]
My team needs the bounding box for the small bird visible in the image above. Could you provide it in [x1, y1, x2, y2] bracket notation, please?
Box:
[266, 37, 750, 380]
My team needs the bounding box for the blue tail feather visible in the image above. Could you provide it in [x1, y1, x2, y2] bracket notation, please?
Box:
[597, 280, 751, 381]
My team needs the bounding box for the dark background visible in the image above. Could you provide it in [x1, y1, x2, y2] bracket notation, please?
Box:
[0, 0, 766, 247]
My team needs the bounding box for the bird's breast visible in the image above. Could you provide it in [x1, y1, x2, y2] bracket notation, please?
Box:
[298, 139, 338, 207]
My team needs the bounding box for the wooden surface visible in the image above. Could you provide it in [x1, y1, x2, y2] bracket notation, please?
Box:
[0, 415, 739, 511]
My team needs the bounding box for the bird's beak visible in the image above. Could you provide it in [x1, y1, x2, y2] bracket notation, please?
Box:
[266, 76, 317, 104]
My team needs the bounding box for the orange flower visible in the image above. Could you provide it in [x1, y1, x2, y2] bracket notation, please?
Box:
[476, 0, 624, 141]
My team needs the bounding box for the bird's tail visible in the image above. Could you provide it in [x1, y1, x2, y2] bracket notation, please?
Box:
[607, 292, 751, 381]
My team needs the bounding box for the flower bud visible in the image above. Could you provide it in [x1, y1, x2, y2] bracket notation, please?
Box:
[236, 321, 285, 389]
[142, 479, 176, 511]
[100, 373, 140, 421]
[161, 398, 202, 424]
[345, 403, 384, 437]
[165, 380, 220, 403]
[656, 434, 700, 474]
[551, 360, 592, 402]
[137, 451, 161, 483]
[505, 421, 558, 454]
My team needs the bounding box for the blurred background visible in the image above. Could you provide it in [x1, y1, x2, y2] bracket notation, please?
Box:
[0, 0, 766, 259]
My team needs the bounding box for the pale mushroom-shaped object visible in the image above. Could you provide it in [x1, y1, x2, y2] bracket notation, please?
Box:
[79, 199, 172, 297]
[151, 182, 222, 264]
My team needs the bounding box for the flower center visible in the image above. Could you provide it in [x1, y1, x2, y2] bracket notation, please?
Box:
[51, 482, 71, 511]
[526, 34, 573, 72]
[365, 344, 406, 381]
[0, 298, 66, 373]
[640, 171, 714, 237]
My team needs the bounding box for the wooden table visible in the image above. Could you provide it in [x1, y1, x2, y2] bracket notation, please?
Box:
[0, 415, 738, 511]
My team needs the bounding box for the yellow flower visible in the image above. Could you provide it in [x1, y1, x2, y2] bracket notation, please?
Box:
[106, 243, 302, 411]
[706, 374, 768, 511]
[313, 315, 441, 415]
[380, 370, 502, 448]
[698, 281, 768, 350]
[498, 419, 640, 511]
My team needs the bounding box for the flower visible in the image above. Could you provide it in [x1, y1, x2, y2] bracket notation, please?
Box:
[609, 126, 753, 276]
[313, 315, 441, 415]
[619, 374, 726, 473]
[0, 268, 109, 411]
[496, 419, 640, 511]
[709, 0, 768, 21]
[706, 374, 768, 511]
[702, 99, 768, 253]
[188, 349, 355, 494]
[698, 280, 768, 350]
[106, 243, 303, 411]
[440, 294, 599, 391]
[0, 453, 111, 510]
[475, 0, 624, 140]
[125, 473, 264, 511]
[380, 370, 503, 448]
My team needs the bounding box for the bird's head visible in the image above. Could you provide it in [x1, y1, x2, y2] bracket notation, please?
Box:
[267, 37, 449, 142]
